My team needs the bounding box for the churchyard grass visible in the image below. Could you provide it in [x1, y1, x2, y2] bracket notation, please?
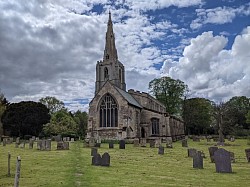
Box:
[0, 139, 249, 187]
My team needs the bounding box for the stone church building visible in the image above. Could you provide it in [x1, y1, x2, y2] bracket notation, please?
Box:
[87, 13, 185, 142]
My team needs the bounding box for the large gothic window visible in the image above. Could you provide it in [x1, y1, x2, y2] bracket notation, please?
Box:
[151, 118, 159, 136]
[104, 67, 109, 79]
[99, 94, 118, 127]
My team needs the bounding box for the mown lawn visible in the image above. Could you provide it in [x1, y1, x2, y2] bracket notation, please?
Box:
[0, 139, 249, 187]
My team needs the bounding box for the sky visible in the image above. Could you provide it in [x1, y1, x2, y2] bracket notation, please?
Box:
[0, 0, 250, 112]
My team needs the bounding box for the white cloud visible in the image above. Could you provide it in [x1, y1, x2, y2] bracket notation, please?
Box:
[163, 27, 250, 101]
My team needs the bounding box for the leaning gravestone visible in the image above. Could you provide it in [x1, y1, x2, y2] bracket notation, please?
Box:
[140, 138, 147, 147]
[133, 138, 139, 147]
[158, 145, 164, 155]
[214, 148, 232, 173]
[119, 140, 125, 149]
[188, 148, 197, 158]
[91, 148, 98, 156]
[92, 153, 102, 166]
[101, 152, 110, 167]
[208, 146, 218, 163]
[193, 151, 203, 169]
[245, 149, 250, 162]
[182, 139, 188, 147]
[109, 142, 114, 149]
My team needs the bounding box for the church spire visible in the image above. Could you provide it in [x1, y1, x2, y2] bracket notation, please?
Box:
[103, 11, 118, 61]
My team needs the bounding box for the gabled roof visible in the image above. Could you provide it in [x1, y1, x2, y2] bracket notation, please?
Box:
[115, 86, 143, 109]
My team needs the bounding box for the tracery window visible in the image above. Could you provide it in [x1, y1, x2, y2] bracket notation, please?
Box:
[99, 94, 118, 127]
[151, 118, 159, 135]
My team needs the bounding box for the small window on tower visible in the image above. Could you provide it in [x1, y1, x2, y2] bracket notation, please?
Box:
[104, 67, 109, 79]
[106, 54, 109, 59]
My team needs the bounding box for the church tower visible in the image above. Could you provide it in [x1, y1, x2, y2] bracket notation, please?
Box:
[95, 12, 126, 94]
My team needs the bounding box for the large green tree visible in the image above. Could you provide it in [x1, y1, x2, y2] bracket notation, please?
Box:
[43, 109, 78, 137]
[73, 110, 88, 138]
[0, 92, 9, 136]
[39, 96, 65, 114]
[2, 101, 50, 137]
[149, 76, 188, 115]
[183, 98, 213, 135]
[246, 110, 250, 124]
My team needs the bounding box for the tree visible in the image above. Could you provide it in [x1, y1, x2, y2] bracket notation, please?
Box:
[183, 98, 213, 135]
[39, 96, 65, 114]
[1, 101, 50, 137]
[246, 110, 250, 124]
[73, 110, 88, 138]
[43, 109, 78, 137]
[149, 76, 188, 115]
[0, 91, 9, 136]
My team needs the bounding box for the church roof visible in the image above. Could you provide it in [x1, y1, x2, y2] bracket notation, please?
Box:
[115, 86, 143, 109]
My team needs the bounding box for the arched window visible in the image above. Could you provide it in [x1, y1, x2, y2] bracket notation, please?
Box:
[151, 118, 159, 136]
[106, 54, 109, 59]
[104, 67, 109, 79]
[99, 94, 118, 127]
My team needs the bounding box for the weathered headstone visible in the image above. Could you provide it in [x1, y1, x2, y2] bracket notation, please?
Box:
[63, 137, 67, 142]
[109, 142, 114, 149]
[230, 136, 235, 142]
[89, 137, 95, 147]
[54, 135, 61, 142]
[20, 142, 25, 148]
[41, 140, 46, 150]
[71, 138, 75, 142]
[91, 147, 98, 156]
[140, 138, 147, 147]
[119, 140, 125, 149]
[155, 139, 161, 148]
[182, 139, 188, 147]
[45, 140, 51, 151]
[57, 141, 69, 150]
[3, 138, 6, 146]
[158, 145, 164, 155]
[63, 142, 69, 150]
[149, 140, 155, 148]
[133, 138, 139, 147]
[16, 137, 20, 144]
[101, 152, 110, 167]
[214, 148, 232, 173]
[188, 148, 197, 158]
[37, 140, 42, 150]
[208, 146, 218, 163]
[193, 151, 203, 169]
[29, 140, 34, 149]
[94, 143, 101, 148]
[245, 149, 250, 162]
[14, 156, 21, 187]
[32, 136, 35, 141]
[92, 153, 102, 166]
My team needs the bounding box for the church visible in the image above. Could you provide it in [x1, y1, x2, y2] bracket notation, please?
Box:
[87, 12, 185, 142]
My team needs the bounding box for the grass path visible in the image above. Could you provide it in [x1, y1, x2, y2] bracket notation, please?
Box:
[0, 139, 250, 186]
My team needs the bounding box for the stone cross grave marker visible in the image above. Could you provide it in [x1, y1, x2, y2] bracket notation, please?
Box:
[208, 146, 218, 163]
[101, 152, 110, 167]
[119, 140, 125, 149]
[182, 139, 188, 147]
[245, 149, 250, 162]
[92, 153, 102, 166]
[158, 145, 164, 155]
[193, 151, 203, 169]
[214, 148, 232, 173]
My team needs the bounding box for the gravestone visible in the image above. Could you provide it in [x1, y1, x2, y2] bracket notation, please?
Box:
[229, 151, 235, 163]
[89, 137, 95, 147]
[45, 140, 51, 151]
[92, 153, 102, 166]
[71, 138, 74, 142]
[35, 137, 39, 141]
[158, 146, 164, 155]
[63, 142, 69, 150]
[133, 138, 139, 147]
[193, 151, 203, 169]
[94, 143, 101, 148]
[20, 142, 25, 148]
[16, 137, 20, 144]
[3, 138, 6, 146]
[66, 137, 70, 141]
[230, 136, 235, 142]
[15, 143, 19, 148]
[54, 135, 61, 142]
[119, 140, 125, 149]
[193, 136, 200, 142]
[57, 141, 69, 150]
[182, 139, 188, 147]
[208, 146, 218, 163]
[101, 152, 110, 167]
[214, 148, 232, 173]
[32, 136, 36, 141]
[37, 140, 42, 150]
[245, 149, 250, 162]
[149, 140, 155, 148]
[29, 140, 34, 149]
[63, 137, 67, 142]
[188, 148, 197, 158]
[140, 138, 146, 147]
[109, 142, 114, 149]
[207, 138, 211, 142]
[41, 140, 46, 150]
[91, 148, 98, 156]
[155, 139, 161, 148]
